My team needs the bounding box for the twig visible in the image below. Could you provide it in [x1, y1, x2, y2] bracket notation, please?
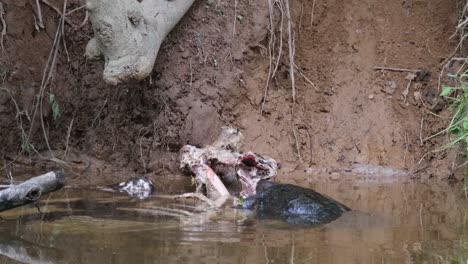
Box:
[402, 74, 416, 103]
[60, 1, 70, 63]
[41, 0, 75, 27]
[138, 128, 147, 173]
[65, 5, 86, 15]
[293, 63, 318, 91]
[403, 131, 409, 167]
[419, 117, 424, 146]
[292, 124, 303, 163]
[305, 126, 313, 165]
[64, 117, 74, 157]
[232, 0, 238, 37]
[189, 59, 193, 88]
[284, 0, 296, 102]
[373, 66, 420, 72]
[438, 57, 467, 91]
[419, 203, 423, 229]
[91, 94, 108, 127]
[76, 9, 88, 30]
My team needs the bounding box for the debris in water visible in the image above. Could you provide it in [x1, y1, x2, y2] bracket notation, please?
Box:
[109, 176, 155, 200]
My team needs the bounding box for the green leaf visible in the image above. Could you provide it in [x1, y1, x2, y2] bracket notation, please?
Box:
[52, 102, 60, 121]
[48, 93, 55, 103]
[440, 85, 452, 97]
[48, 93, 60, 121]
[464, 117, 468, 130]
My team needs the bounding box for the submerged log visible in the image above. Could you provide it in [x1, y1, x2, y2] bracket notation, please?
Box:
[0, 171, 66, 212]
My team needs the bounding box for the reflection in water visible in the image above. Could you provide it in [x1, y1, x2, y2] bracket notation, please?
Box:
[0, 175, 467, 264]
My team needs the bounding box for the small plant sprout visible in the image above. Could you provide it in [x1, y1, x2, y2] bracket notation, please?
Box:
[439, 69, 468, 159]
[48, 93, 60, 121]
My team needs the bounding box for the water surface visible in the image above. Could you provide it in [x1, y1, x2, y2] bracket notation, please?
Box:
[0, 174, 467, 264]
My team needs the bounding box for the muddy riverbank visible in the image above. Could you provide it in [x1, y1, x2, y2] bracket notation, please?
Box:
[0, 0, 464, 183]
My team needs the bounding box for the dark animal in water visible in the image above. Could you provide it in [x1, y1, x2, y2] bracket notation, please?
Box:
[109, 176, 155, 200]
[239, 181, 350, 225]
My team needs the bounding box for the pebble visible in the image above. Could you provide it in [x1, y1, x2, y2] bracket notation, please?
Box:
[368, 94, 374, 100]
[330, 172, 340, 181]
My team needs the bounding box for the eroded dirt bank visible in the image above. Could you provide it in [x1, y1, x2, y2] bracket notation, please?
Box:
[0, 0, 463, 184]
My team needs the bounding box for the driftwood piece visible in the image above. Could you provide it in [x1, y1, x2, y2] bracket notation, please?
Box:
[0, 171, 66, 212]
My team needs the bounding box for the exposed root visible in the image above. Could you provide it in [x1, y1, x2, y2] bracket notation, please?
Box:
[438, 57, 467, 91]
[291, 114, 303, 163]
[25, 0, 69, 160]
[65, 5, 86, 16]
[262, 0, 292, 112]
[284, 0, 296, 103]
[64, 117, 74, 157]
[260, 0, 275, 114]
[0, 2, 7, 59]
[294, 63, 318, 91]
[272, 1, 284, 80]
[310, 0, 316, 27]
[34, 0, 45, 29]
[41, 0, 76, 27]
[232, 0, 238, 37]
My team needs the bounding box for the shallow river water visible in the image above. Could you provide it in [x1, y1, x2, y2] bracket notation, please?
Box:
[0, 174, 467, 264]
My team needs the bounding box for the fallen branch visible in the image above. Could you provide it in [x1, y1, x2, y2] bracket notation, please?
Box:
[0, 171, 66, 212]
[373, 66, 420, 72]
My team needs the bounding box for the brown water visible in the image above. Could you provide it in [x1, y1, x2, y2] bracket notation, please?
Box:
[0, 175, 468, 264]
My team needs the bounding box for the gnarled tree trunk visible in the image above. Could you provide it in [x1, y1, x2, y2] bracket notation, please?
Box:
[85, 0, 196, 85]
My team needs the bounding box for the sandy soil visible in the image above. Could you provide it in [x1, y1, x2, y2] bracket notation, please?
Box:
[0, 0, 464, 185]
